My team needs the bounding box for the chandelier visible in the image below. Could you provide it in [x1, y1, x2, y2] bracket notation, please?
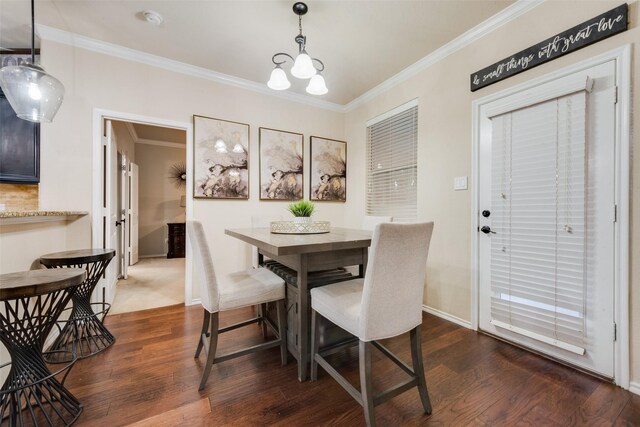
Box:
[0, 0, 65, 122]
[267, 2, 328, 96]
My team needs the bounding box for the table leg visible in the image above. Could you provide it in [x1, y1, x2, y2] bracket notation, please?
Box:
[359, 248, 368, 278]
[296, 254, 309, 382]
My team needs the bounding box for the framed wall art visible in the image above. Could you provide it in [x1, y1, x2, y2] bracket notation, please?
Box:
[193, 115, 249, 199]
[259, 127, 303, 201]
[310, 136, 346, 202]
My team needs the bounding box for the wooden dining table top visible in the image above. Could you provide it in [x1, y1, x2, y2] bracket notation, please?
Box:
[225, 227, 373, 256]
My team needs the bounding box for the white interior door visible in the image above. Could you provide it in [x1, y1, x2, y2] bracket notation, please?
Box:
[129, 162, 139, 265]
[119, 151, 129, 279]
[103, 119, 118, 303]
[478, 61, 616, 378]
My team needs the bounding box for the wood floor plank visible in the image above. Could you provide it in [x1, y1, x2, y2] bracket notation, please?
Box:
[128, 398, 211, 427]
[55, 304, 638, 426]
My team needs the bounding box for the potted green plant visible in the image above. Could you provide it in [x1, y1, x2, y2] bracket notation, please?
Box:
[288, 200, 315, 224]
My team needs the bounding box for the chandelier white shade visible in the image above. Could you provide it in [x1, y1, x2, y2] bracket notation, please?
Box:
[0, 0, 65, 123]
[290, 51, 316, 79]
[268, 2, 328, 96]
[267, 65, 291, 91]
[306, 73, 328, 96]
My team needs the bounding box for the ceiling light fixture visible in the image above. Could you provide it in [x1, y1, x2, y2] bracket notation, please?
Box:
[0, 0, 65, 122]
[267, 2, 327, 96]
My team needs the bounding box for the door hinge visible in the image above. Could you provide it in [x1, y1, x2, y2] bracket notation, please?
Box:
[614, 86, 618, 104]
[613, 322, 617, 341]
[614, 204, 618, 223]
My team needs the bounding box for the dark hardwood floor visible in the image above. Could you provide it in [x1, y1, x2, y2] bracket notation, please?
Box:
[62, 304, 639, 426]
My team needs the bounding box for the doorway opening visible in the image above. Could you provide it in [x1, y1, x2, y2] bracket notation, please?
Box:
[92, 110, 194, 314]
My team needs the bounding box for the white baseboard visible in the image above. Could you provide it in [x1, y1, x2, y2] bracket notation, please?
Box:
[139, 254, 166, 259]
[629, 381, 640, 395]
[422, 305, 473, 329]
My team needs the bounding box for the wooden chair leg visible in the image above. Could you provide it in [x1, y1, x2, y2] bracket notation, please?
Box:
[260, 303, 269, 338]
[410, 325, 432, 415]
[359, 340, 376, 427]
[195, 309, 210, 358]
[310, 309, 321, 381]
[277, 299, 288, 366]
[199, 312, 219, 391]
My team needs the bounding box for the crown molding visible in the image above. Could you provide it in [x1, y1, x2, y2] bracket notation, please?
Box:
[36, 0, 542, 114]
[35, 25, 344, 113]
[343, 0, 544, 112]
[135, 138, 186, 149]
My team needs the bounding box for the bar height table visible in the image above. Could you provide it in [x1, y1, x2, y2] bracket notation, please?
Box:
[39, 249, 116, 362]
[225, 227, 372, 381]
[0, 269, 86, 426]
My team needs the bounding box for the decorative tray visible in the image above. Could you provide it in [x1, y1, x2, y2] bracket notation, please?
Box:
[270, 221, 330, 234]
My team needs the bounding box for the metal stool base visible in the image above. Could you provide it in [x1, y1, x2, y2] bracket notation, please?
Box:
[45, 300, 115, 363]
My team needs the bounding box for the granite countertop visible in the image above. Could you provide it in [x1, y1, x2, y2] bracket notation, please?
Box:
[0, 211, 89, 225]
[0, 210, 88, 218]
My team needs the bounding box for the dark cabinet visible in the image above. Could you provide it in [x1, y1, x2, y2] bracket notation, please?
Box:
[167, 223, 185, 259]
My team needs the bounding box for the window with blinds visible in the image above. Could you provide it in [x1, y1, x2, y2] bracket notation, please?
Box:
[489, 91, 587, 355]
[366, 103, 417, 222]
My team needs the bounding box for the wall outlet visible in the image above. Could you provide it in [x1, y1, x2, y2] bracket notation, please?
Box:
[0, 203, 5, 211]
[454, 176, 468, 191]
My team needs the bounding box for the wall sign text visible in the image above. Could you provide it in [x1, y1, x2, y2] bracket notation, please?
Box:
[470, 4, 628, 92]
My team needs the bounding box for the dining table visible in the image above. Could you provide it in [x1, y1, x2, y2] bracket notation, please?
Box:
[225, 227, 372, 381]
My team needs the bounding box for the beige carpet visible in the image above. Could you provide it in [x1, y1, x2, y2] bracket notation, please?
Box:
[110, 257, 185, 314]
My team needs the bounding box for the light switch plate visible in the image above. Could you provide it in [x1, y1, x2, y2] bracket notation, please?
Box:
[454, 176, 468, 191]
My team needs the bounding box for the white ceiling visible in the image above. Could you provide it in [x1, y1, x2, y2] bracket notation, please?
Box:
[0, 0, 515, 105]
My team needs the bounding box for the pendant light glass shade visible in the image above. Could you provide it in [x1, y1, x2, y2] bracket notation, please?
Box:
[0, 63, 65, 123]
[267, 65, 291, 90]
[306, 73, 328, 95]
[290, 51, 316, 79]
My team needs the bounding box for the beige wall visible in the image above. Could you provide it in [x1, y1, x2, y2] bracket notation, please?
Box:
[135, 143, 186, 257]
[344, 0, 639, 384]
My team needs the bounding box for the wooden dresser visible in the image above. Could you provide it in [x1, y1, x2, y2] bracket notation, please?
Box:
[167, 222, 185, 258]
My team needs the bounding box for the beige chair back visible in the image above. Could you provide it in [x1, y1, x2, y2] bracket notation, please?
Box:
[359, 222, 434, 341]
[361, 215, 393, 231]
[187, 221, 219, 313]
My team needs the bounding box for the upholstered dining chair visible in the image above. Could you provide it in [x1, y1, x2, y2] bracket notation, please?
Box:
[361, 215, 393, 231]
[187, 221, 288, 390]
[310, 222, 434, 426]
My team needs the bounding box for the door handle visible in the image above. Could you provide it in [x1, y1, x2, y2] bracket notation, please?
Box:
[480, 226, 496, 234]
[115, 220, 122, 227]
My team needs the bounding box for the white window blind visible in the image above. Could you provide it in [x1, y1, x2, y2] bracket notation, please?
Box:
[366, 105, 417, 222]
[490, 92, 587, 355]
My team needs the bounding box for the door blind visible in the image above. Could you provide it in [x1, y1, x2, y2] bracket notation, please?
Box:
[489, 92, 587, 354]
[366, 105, 417, 222]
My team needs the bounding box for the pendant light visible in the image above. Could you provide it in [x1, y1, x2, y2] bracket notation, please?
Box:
[267, 2, 328, 96]
[0, 0, 65, 123]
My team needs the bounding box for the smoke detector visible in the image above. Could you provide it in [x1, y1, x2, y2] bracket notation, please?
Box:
[142, 10, 163, 26]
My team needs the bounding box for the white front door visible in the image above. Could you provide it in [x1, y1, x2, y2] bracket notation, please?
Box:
[478, 61, 616, 378]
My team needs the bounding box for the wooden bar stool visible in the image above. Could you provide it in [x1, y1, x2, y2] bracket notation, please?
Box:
[0, 269, 86, 426]
[39, 249, 116, 362]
